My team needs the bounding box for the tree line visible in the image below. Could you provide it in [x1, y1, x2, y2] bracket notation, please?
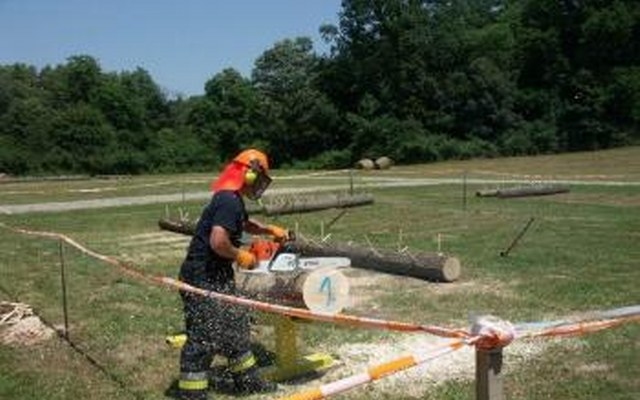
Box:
[1, 0, 639, 175]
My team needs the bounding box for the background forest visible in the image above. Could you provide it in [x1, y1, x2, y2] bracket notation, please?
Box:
[1, 0, 639, 175]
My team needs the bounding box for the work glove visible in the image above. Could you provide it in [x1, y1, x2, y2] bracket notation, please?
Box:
[267, 225, 291, 242]
[235, 249, 257, 270]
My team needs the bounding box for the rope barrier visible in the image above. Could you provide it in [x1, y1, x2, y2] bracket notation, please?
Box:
[517, 314, 640, 340]
[514, 304, 640, 338]
[470, 315, 516, 350]
[160, 277, 468, 338]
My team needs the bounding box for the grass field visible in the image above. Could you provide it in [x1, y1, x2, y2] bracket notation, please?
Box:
[0, 147, 639, 400]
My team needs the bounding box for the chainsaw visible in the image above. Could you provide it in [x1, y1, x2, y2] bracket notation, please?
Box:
[241, 235, 350, 274]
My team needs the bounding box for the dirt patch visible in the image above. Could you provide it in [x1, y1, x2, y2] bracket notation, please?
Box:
[0, 302, 55, 346]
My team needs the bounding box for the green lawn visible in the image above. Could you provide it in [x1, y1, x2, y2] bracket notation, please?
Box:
[1, 147, 639, 399]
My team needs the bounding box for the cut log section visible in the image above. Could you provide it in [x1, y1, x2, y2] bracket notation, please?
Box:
[158, 218, 461, 283]
[235, 268, 349, 313]
[235, 269, 308, 308]
[476, 185, 570, 198]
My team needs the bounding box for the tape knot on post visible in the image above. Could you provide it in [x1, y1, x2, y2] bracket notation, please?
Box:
[470, 315, 515, 350]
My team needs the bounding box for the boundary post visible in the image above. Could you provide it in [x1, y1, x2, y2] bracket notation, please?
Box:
[476, 347, 504, 400]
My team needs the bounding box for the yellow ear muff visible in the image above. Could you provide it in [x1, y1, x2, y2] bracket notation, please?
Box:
[245, 169, 258, 185]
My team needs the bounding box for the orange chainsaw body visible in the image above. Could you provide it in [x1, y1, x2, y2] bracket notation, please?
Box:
[249, 237, 281, 262]
[242, 236, 350, 273]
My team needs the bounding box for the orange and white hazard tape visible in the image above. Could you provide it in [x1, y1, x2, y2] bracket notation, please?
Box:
[279, 340, 466, 400]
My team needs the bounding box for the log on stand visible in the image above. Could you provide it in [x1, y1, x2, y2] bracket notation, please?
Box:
[235, 269, 309, 308]
[236, 268, 350, 313]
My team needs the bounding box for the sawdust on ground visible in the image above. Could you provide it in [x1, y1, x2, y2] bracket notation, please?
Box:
[0, 302, 55, 346]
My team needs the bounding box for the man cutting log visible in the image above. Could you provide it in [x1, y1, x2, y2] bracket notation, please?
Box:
[176, 149, 289, 399]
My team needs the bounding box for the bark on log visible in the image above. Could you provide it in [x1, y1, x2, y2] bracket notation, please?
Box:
[289, 238, 460, 283]
[475, 189, 499, 198]
[235, 270, 309, 308]
[476, 185, 570, 198]
[236, 268, 350, 313]
[162, 192, 372, 219]
[158, 218, 196, 236]
[257, 193, 374, 216]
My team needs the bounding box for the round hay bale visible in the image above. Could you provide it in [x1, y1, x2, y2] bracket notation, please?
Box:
[374, 156, 393, 170]
[355, 159, 375, 170]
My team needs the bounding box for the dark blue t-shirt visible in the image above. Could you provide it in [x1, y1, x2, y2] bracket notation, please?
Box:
[180, 191, 247, 285]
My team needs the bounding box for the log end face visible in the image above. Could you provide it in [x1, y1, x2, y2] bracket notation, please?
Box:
[441, 257, 461, 282]
[302, 269, 350, 315]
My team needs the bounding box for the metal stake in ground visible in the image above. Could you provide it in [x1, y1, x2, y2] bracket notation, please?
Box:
[462, 171, 468, 212]
[500, 217, 535, 257]
[58, 239, 70, 340]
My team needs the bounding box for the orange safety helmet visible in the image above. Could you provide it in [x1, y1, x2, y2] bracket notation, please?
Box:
[211, 149, 272, 200]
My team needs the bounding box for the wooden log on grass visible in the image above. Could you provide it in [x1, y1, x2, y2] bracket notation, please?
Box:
[258, 193, 374, 216]
[158, 218, 196, 236]
[475, 189, 499, 198]
[476, 185, 570, 198]
[160, 192, 373, 229]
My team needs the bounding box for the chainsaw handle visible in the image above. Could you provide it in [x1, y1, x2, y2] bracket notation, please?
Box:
[273, 229, 295, 244]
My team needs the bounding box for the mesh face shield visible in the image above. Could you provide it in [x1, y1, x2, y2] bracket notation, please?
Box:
[246, 160, 272, 200]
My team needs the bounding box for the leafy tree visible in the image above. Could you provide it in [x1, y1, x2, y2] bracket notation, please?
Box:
[94, 73, 144, 131]
[48, 103, 115, 173]
[252, 37, 343, 166]
[63, 55, 102, 103]
[204, 68, 259, 159]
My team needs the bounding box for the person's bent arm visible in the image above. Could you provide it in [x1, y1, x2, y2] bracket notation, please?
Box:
[210, 225, 240, 259]
[244, 218, 270, 235]
[210, 225, 256, 269]
[245, 218, 290, 241]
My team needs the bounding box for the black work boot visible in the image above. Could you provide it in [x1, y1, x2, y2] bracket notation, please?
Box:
[232, 366, 277, 394]
[177, 387, 208, 400]
[177, 371, 209, 400]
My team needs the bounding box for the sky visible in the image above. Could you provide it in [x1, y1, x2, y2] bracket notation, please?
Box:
[0, 0, 342, 97]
